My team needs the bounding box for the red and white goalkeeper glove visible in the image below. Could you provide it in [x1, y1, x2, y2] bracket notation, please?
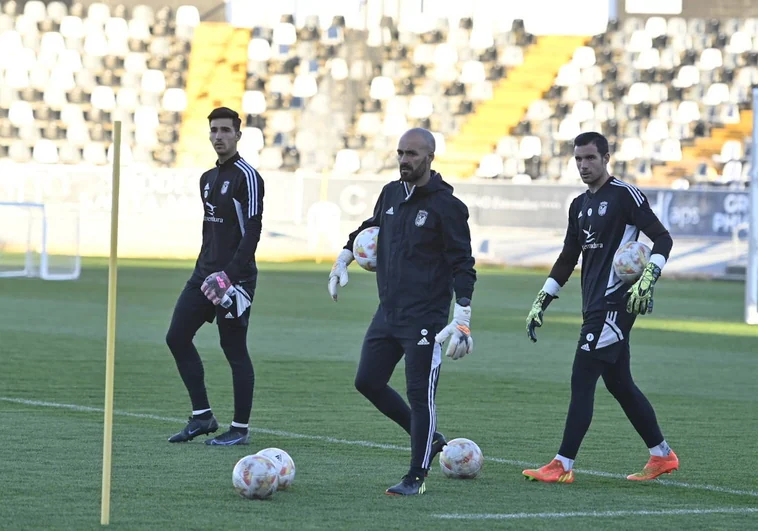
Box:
[201, 271, 232, 305]
[435, 302, 473, 360]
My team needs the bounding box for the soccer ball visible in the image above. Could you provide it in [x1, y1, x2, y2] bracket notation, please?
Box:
[352, 226, 379, 272]
[613, 241, 651, 284]
[232, 454, 279, 500]
[256, 447, 296, 490]
[439, 437, 483, 479]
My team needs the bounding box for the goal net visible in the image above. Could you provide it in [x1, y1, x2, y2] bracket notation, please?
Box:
[0, 202, 81, 281]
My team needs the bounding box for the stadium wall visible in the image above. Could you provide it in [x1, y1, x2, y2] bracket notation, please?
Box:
[0, 167, 747, 277]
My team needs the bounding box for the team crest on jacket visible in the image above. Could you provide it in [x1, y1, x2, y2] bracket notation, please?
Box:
[221, 181, 230, 195]
[415, 210, 428, 227]
[598, 201, 608, 216]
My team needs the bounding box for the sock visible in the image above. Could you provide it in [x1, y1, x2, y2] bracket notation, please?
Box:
[555, 454, 574, 472]
[230, 421, 248, 432]
[192, 409, 212, 419]
[649, 440, 671, 457]
[409, 466, 426, 480]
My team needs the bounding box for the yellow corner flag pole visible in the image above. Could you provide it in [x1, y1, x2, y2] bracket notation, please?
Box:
[101, 120, 121, 525]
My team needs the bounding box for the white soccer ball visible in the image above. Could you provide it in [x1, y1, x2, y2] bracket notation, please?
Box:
[439, 437, 483, 479]
[256, 447, 296, 490]
[613, 241, 651, 284]
[232, 454, 279, 500]
[352, 226, 379, 272]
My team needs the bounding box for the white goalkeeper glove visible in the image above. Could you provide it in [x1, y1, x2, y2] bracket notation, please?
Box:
[328, 249, 354, 302]
[435, 302, 473, 360]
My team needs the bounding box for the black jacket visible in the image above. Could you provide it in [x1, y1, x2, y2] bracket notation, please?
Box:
[346, 171, 476, 325]
[193, 152, 264, 286]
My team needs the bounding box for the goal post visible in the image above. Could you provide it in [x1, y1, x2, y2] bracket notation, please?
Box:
[747, 87, 758, 324]
[0, 201, 81, 281]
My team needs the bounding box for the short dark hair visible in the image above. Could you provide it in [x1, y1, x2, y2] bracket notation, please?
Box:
[574, 132, 609, 157]
[207, 107, 241, 131]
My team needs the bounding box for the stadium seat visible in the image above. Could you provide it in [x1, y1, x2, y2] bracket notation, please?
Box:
[91, 86, 116, 110]
[242, 91, 267, 115]
[329, 58, 349, 80]
[141, 70, 166, 94]
[8, 101, 33, 127]
[369, 76, 395, 100]
[334, 149, 361, 174]
[476, 154, 504, 178]
[248, 38, 271, 62]
[161, 88, 187, 112]
[408, 95, 433, 119]
[460, 61, 485, 84]
[718, 140, 743, 163]
[9, 141, 31, 162]
[175, 5, 200, 40]
[32, 139, 59, 164]
[292, 74, 318, 98]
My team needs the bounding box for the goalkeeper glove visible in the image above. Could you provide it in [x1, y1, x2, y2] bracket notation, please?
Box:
[526, 290, 556, 343]
[627, 262, 661, 315]
[328, 249, 354, 302]
[435, 301, 473, 360]
[201, 271, 232, 305]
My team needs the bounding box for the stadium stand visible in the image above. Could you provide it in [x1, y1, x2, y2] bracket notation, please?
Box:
[0, 2, 753, 189]
[473, 16, 756, 188]
[0, 1, 195, 166]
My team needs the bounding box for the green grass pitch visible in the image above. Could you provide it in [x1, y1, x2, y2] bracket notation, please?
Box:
[1, 259, 756, 530]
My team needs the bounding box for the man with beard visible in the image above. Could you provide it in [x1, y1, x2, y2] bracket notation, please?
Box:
[328, 128, 477, 495]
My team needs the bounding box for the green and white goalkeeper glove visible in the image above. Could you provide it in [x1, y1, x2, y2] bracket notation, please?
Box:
[328, 249, 354, 302]
[435, 302, 473, 360]
[627, 262, 661, 315]
[526, 290, 556, 343]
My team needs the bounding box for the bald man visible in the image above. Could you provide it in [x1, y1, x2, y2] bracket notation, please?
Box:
[328, 128, 477, 495]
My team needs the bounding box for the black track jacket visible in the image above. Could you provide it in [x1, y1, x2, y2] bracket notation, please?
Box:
[192, 152, 264, 287]
[345, 171, 476, 325]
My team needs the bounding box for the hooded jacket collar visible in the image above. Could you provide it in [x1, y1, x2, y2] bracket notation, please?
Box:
[402, 170, 452, 200]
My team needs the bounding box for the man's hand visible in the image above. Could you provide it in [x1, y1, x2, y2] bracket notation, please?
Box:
[328, 249, 354, 302]
[435, 303, 473, 360]
[627, 262, 661, 315]
[201, 271, 232, 305]
[526, 290, 555, 343]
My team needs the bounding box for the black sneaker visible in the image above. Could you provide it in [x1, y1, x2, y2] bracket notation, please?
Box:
[425, 432, 448, 477]
[386, 474, 426, 496]
[205, 428, 250, 446]
[168, 415, 219, 443]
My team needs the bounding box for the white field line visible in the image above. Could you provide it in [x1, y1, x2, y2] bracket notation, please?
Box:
[433, 507, 758, 520]
[2, 396, 758, 499]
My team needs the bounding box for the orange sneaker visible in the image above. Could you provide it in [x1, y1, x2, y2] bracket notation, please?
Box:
[523, 459, 574, 483]
[627, 450, 679, 481]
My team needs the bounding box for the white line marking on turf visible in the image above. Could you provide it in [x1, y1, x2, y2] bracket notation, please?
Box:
[433, 507, 758, 520]
[3, 397, 758, 499]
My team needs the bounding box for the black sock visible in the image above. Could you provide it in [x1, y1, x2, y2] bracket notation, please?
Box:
[193, 410, 213, 420]
[409, 467, 425, 480]
[230, 425, 248, 434]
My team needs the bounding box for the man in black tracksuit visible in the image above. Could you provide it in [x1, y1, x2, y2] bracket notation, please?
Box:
[166, 107, 265, 446]
[328, 128, 477, 496]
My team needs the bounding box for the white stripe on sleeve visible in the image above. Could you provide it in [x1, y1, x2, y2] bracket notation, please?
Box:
[610, 179, 644, 207]
[234, 159, 261, 217]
